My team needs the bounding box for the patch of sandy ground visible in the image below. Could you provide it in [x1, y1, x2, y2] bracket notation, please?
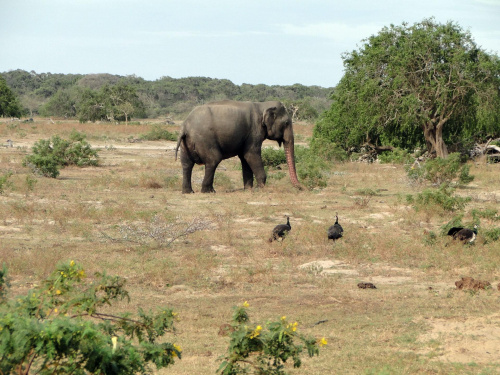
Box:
[417, 314, 500, 364]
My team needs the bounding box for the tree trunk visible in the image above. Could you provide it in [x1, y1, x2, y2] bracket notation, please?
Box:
[422, 118, 449, 158]
[435, 118, 448, 158]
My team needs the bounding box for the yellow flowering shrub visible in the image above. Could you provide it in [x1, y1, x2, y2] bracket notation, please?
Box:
[218, 302, 325, 375]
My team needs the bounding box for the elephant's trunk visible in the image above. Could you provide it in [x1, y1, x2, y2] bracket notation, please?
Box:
[284, 140, 301, 189]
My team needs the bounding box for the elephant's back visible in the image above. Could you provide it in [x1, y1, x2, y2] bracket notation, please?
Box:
[186, 102, 256, 133]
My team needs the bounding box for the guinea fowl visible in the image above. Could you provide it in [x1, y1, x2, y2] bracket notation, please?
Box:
[447, 225, 478, 244]
[269, 216, 291, 242]
[328, 213, 343, 241]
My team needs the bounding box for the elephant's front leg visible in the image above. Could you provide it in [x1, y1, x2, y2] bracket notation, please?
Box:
[239, 156, 254, 189]
[244, 152, 266, 188]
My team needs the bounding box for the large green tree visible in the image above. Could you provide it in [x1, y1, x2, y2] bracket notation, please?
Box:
[76, 84, 145, 123]
[0, 75, 23, 117]
[314, 18, 500, 158]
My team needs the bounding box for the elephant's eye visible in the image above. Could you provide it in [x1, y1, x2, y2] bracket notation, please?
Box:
[285, 121, 290, 126]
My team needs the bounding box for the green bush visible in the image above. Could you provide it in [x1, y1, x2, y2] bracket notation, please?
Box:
[471, 208, 500, 221]
[0, 171, 13, 194]
[217, 302, 324, 375]
[262, 148, 286, 168]
[484, 228, 500, 242]
[23, 132, 99, 178]
[0, 264, 8, 301]
[0, 261, 180, 374]
[407, 185, 471, 212]
[406, 153, 474, 186]
[378, 148, 414, 164]
[262, 146, 330, 189]
[295, 146, 328, 190]
[140, 125, 177, 141]
[309, 138, 348, 162]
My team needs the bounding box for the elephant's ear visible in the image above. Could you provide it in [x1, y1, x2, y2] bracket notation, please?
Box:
[262, 107, 277, 128]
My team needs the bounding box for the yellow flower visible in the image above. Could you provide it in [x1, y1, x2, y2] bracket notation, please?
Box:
[292, 322, 298, 332]
[172, 343, 182, 357]
[55, 290, 62, 295]
[78, 270, 86, 278]
[243, 301, 249, 308]
[249, 325, 262, 339]
[54, 308, 58, 313]
[281, 316, 286, 321]
[70, 260, 75, 267]
[319, 337, 328, 347]
[112, 336, 118, 352]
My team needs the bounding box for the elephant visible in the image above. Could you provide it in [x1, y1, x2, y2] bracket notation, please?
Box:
[175, 100, 300, 193]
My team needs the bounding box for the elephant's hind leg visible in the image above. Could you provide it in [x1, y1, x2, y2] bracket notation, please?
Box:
[180, 149, 195, 194]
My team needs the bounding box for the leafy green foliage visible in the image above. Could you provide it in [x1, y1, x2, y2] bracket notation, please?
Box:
[309, 137, 348, 162]
[0, 75, 23, 117]
[262, 148, 286, 168]
[484, 228, 500, 242]
[471, 208, 500, 222]
[218, 302, 324, 375]
[295, 146, 328, 190]
[40, 89, 77, 117]
[0, 264, 9, 301]
[312, 18, 500, 157]
[407, 185, 471, 212]
[378, 148, 415, 164]
[262, 147, 329, 189]
[23, 132, 99, 178]
[406, 153, 474, 186]
[0, 171, 13, 194]
[0, 261, 180, 375]
[140, 125, 177, 141]
[76, 84, 146, 123]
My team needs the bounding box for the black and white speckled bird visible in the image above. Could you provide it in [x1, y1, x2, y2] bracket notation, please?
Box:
[269, 216, 291, 242]
[447, 225, 478, 244]
[328, 213, 343, 241]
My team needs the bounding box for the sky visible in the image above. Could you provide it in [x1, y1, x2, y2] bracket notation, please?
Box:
[1, 0, 499, 88]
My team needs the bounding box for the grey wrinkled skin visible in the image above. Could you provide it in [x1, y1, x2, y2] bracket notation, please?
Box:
[175, 100, 300, 193]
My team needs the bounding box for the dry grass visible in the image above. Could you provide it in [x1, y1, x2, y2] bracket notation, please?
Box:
[1, 118, 500, 374]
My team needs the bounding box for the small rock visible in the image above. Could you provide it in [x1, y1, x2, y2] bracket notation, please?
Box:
[358, 282, 377, 289]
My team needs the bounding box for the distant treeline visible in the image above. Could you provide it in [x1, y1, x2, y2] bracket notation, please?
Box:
[1, 69, 334, 122]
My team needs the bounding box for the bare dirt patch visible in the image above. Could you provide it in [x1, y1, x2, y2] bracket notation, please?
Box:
[418, 314, 500, 364]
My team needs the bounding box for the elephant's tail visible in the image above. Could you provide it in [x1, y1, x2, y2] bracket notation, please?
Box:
[175, 132, 186, 161]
